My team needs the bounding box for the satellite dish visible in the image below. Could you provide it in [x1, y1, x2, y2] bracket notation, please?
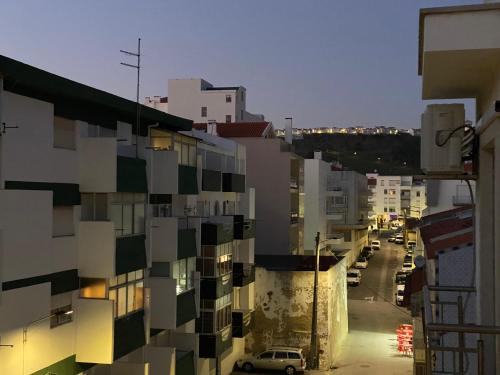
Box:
[414, 255, 425, 269]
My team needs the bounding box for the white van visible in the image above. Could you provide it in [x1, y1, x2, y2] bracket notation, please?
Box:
[347, 268, 361, 286]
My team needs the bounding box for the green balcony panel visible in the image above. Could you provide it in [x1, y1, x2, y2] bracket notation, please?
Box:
[178, 165, 198, 195]
[176, 289, 197, 327]
[198, 327, 233, 358]
[201, 223, 234, 246]
[116, 235, 147, 275]
[114, 309, 146, 361]
[233, 215, 256, 240]
[178, 228, 197, 260]
[232, 310, 255, 338]
[200, 274, 233, 300]
[176, 350, 195, 375]
[117, 156, 148, 193]
[222, 173, 245, 193]
[233, 263, 255, 287]
[202, 169, 222, 192]
[30, 355, 94, 375]
[5, 180, 80, 206]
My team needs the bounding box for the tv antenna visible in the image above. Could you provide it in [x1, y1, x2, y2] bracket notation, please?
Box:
[120, 38, 141, 158]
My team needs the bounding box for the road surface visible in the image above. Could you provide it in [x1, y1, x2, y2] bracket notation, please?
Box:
[332, 237, 413, 374]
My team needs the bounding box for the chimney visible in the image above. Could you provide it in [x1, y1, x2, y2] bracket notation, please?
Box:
[207, 120, 218, 136]
[314, 151, 322, 160]
[285, 117, 293, 144]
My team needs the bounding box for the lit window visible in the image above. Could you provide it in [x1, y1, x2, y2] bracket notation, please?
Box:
[80, 278, 107, 299]
[108, 270, 144, 318]
[50, 305, 73, 328]
[173, 258, 196, 295]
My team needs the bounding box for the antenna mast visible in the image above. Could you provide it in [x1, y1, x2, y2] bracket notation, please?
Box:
[120, 38, 141, 158]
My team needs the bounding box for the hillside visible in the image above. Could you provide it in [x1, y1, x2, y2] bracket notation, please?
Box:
[292, 133, 421, 175]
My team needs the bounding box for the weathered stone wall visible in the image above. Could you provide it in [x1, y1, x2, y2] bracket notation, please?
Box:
[248, 259, 348, 370]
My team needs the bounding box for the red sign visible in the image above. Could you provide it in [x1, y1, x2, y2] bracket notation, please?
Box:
[396, 324, 413, 355]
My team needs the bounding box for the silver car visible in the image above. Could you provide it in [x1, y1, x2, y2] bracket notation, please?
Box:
[236, 347, 306, 374]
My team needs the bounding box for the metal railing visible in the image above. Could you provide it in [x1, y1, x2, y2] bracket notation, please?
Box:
[422, 285, 500, 375]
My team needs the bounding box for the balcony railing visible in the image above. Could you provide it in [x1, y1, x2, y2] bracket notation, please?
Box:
[233, 216, 256, 240]
[201, 222, 234, 245]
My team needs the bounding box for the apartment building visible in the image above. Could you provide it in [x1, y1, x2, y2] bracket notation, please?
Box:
[324, 170, 369, 265]
[366, 174, 426, 226]
[417, 1, 500, 372]
[145, 79, 264, 124]
[0, 55, 256, 375]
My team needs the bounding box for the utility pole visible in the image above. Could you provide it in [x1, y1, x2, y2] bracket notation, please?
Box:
[120, 38, 141, 158]
[309, 232, 320, 369]
[403, 207, 408, 249]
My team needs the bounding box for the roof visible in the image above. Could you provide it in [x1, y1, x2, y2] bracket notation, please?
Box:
[205, 86, 240, 91]
[193, 122, 274, 138]
[419, 205, 473, 227]
[255, 254, 343, 271]
[0, 55, 191, 134]
[420, 215, 474, 259]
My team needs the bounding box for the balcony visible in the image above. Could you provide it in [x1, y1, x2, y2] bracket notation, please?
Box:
[233, 215, 256, 240]
[78, 222, 146, 278]
[114, 309, 146, 360]
[150, 277, 197, 330]
[117, 156, 148, 193]
[178, 165, 198, 195]
[151, 217, 197, 262]
[222, 173, 245, 193]
[202, 169, 222, 192]
[198, 326, 233, 358]
[200, 273, 233, 300]
[290, 176, 298, 190]
[201, 222, 234, 245]
[232, 309, 255, 338]
[79, 137, 117, 193]
[150, 150, 178, 194]
[233, 263, 255, 287]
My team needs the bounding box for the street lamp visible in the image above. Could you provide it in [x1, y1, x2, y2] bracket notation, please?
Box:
[23, 310, 73, 374]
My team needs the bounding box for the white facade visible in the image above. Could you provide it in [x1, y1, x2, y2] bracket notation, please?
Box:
[424, 180, 475, 216]
[366, 174, 427, 225]
[145, 78, 264, 124]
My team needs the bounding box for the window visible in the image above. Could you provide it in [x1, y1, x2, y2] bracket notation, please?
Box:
[275, 352, 288, 359]
[53, 207, 74, 237]
[110, 193, 145, 237]
[384, 189, 387, 195]
[288, 353, 301, 359]
[201, 106, 207, 117]
[81, 193, 108, 221]
[198, 242, 233, 277]
[174, 134, 197, 167]
[225, 115, 232, 123]
[260, 352, 274, 359]
[225, 95, 232, 103]
[50, 305, 73, 328]
[109, 270, 144, 318]
[241, 91, 245, 102]
[199, 294, 232, 333]
[384, 207, 388, 212]
[241, 110, 243, 121]
[173, 257, 196, 295]
[389, 207, 396, 212]
[80, 278, 107, 299]
[416, 191, 421, 197]
[380, 180, 385, 186]
[54, 116, 76, 150]
[150, 129, 173, 150]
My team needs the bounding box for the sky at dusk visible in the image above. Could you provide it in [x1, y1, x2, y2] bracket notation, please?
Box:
[0, 0, 480, 129]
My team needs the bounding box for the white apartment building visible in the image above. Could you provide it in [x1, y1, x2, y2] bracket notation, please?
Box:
[0, 55, 255, 375]
[145, 79, 264, 124]
[366, 174, 426, 226]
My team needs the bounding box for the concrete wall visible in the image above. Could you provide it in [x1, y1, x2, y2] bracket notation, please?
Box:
[250, 261, 348, 370]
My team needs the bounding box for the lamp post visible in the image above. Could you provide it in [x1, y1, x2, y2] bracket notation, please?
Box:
[22, 310, 73, 375]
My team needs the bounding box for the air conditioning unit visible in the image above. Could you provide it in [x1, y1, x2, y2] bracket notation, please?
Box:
[421, 104, 465, 174]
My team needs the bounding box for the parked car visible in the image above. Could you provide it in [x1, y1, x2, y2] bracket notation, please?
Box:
[407, 240, 417, 249]
[388, 236, 396, 242]
[396, 285, 405, 306]
[355, 256, 368, 269]
[236, 347, 306, 374]
[404, 254, 413, 264]
[406, 247, 414, 255]
[371, 240, 381, 251]
[347, 269, 361, 286]
[361, 246, 374, 259]
[395, 235, 404, 244]
[402, 261, 413, 273]
[395, 271, 407, 285]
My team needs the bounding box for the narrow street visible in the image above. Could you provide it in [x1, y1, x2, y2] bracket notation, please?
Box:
[332, 236, 413, 374]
